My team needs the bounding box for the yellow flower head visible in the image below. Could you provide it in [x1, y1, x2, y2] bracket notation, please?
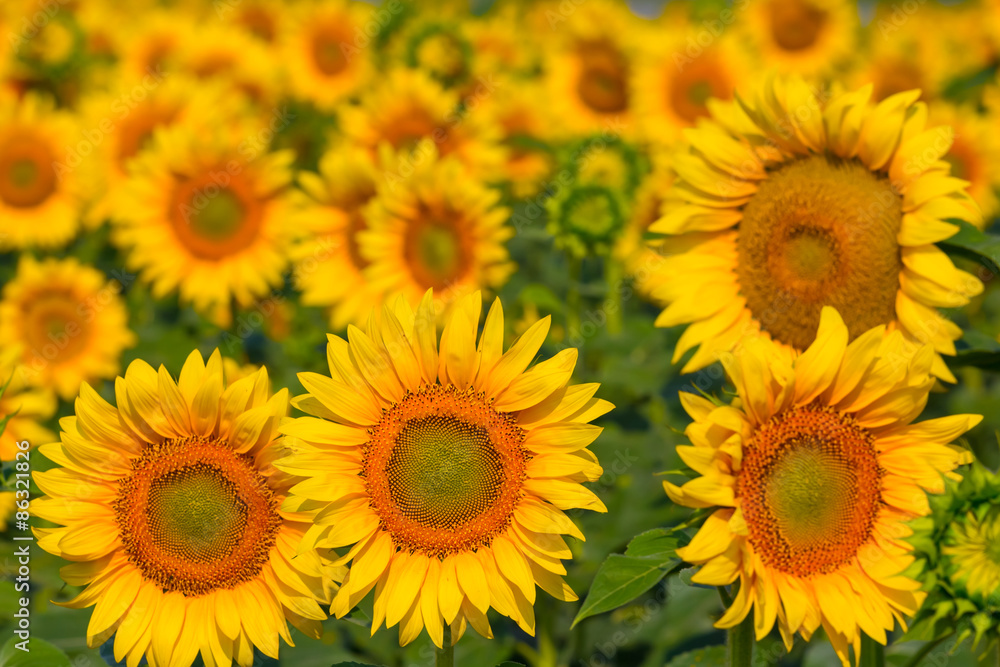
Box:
[359, 143, 515, 317]
[33, 350, 341, 667]
[648, 76, 983, 382]
[290, 145, 383, 331]
[0, 91, 84, 249]
[740, 0, 858, 77]
[0, 257, 135, 401]
[0, 345, 55, 461]
[543, 0, 640, 137]
[340, 67, 506, 181]
[112, 111, 298, 327]
[667, 307, 980, 665]
[281, 0, 378, 111]
[282, 291, 612, 647]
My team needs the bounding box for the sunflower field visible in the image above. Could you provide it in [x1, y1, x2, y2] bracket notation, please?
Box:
[4, 0, 1000, 666]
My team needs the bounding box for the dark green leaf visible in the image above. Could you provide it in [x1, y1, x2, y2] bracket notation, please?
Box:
[952, 330, 1000, 371]
[572, 533, 686, 627]
[330, 663, 382, 667]
[940, 219, 1000, 275]
[494, 663, 527, 666]
[0, 636, 73, 667]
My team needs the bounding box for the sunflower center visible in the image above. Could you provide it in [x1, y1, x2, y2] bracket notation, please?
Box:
[738, 406, 882, 577]
[364, 385, 528, 557]
[737, 154, 902, 350]
[769, 0, 827, 51]
[170, 173, 263, 260]
[560, 186, 623, 244]
[404, 214, 470, 290]
[311, 25, 350, 76]
[576, 40, 629, 114]
[239, 7, 276, 43]
[114, 437, 282, 596]
[23, 292, 91, 362]
[669, 55, 732, 123]
[0, 134, 57, 208]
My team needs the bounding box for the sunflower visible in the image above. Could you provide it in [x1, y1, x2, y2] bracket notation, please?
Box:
[339, 68, 505, 181]
[78, 73, 222, 226]
[666, 307, 980, 665]
[633, 30, 751, 146]
[648, 76, 983, 382]
[0, 345, 55, 462]
[281, 0, 376, 110]
[226, 0, 285, 44]
[0, 257, 135, 401]
[359, 143, 515, 316]
[32, 350, 340, 667]
[544, 0, 640, 136]
[112, 113, 298, 327]
[931, 101, 1000, 224]
[282, 291, 612, 646]
[479, 77, 558, 199]
[178, 24, 285, 109]
[615, 151, 674, 299]
[290, 145, 384, 331]
[907, 462, 1000, 654]
[0, 91, 83, 250]
[116, 11, 186, 83]
[397, 17, 474, 91]
[739, 0, 857, 77]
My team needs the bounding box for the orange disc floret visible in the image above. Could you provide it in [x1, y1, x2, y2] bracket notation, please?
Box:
[739, 405, 883, 578]
[364, 385, 529, 557]
[114, 436, 282, 596]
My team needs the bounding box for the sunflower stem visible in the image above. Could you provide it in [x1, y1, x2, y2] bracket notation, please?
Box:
[859, 634, 884, 667]
[900, 634, 951, 667]
[604, 257, 623, 336]
[567, 255, 582, 341]
[437, 624, 454, 667]
[727, 611, 753, 667]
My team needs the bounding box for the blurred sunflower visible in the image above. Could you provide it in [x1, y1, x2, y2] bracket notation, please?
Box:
[544, 0, 639, 136]
[227, 0, 285, 44]
[116, 11, 185, 83]
[178, 24, 285, 109]
[667, 308, 980, 665]
[0, 257, 135, 401]
[633, 29, 750, 146]
[33, 350, 339, 667]
[480, 78, 558, 199]
[0, 345, 55, 461]
[282, 0, 375, 111]
[650, 77, 982, 381]
[282, 291, 611, 646]
[78, 74, 220, 226]
[740, 0, 857, 77]
[615, 151, 674, 298]
[112, 115, 298, 327]
[931, 101, 1000, 223]
[0, 91, 83, 250]
[398, 17, 475, 91]
[359, 143, 514, 315]
[340, 68, 505, 181]
[290, 145, 384, 331]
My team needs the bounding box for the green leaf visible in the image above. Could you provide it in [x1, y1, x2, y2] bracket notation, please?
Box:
[939, 219, 1000, 275]
[665, 645, 727, 666]
[494, 663, 527, 666]
[572, 531, 686, 627]
[952, 330, 1000, 371]
[0, 636, 72, 667]
[330, 663, 382, 667]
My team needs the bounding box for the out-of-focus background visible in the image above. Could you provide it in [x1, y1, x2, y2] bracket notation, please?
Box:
[1, 0, 999, 665]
